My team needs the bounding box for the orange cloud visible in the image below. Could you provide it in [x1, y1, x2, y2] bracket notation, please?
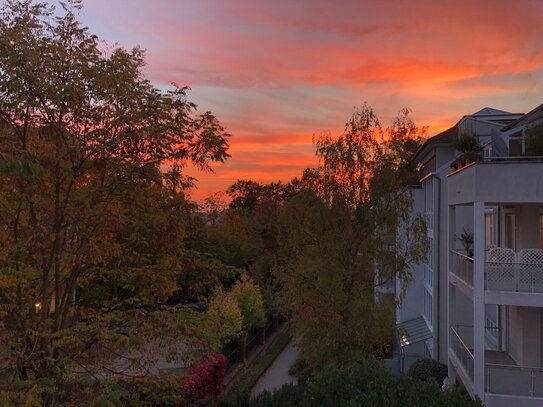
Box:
[81, 0, 543, 199]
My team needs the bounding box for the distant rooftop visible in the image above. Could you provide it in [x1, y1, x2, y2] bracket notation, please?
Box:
[501, 103, 543, 131]
[412, 107, 524, 163]
[471, 107, 512, 116]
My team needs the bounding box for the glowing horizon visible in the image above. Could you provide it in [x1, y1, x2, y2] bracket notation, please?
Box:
[76, 0, 543, 200]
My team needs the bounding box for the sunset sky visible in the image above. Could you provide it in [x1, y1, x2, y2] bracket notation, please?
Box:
[78, 0, 543, 200]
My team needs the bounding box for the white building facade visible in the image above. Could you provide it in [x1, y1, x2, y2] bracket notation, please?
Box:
[396, 104, 543, 406]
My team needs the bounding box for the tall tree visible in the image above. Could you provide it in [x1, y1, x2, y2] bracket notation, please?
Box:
[0, 0, 230, 403]
[277, 105, 428, 367]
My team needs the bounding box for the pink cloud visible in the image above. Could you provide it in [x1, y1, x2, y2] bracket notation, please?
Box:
[80, 0, 543, 198]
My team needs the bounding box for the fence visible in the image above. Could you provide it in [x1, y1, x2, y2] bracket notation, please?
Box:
[225, 315, 285, 372]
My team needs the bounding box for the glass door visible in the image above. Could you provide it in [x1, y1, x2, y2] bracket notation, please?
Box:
[501, 210, 516, 250]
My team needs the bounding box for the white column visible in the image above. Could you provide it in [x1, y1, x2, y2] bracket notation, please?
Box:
[473, 202, 486, 397]
[447, 204, 456, 372]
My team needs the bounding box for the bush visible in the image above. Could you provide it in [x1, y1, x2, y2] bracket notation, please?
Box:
[182, 353, 227, 404]
[407, 358, 448, 384]
[288, 359, 312, 385]
[222, 358, 482, 407]
[453, 133, 482, 154]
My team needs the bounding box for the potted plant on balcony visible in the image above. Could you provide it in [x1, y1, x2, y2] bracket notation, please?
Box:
[452, 133, 483, 168]
[457, 226, 474, 258]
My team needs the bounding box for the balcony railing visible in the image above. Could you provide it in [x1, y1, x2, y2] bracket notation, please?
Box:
[451, 326, 474, 380]
[486, 262, 543, 293]
[450, 250, 473, 287]
[486, 364, 543, 398]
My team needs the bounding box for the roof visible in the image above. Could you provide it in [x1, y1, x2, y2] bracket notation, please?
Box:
[412, 106, 524, 163]
[501, 103, 543, 131]
[412, 126, 458, 163]
[397, 316, 433, 348]
[472, 107, 511, 116]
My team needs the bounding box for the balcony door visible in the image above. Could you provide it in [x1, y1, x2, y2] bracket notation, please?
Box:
[485, 208, 498, 249]
[500, 209, 516, 250]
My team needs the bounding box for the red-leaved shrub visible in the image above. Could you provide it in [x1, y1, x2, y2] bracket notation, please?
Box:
[181, 353, 227, 405]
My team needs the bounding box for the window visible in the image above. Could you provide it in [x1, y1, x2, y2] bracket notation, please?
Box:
[420, 156, 436, 179]
[424, 178, 434, 231]
[424, 237, 433, 287]
[485, 211, 497, 249]
[423, 288, 433, 329]
[509, 132, 524, 156]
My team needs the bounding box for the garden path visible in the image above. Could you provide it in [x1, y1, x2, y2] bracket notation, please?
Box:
[250, 338, 300, 398]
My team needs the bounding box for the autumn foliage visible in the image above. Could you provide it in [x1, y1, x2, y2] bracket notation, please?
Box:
[181, 353, 228, 404]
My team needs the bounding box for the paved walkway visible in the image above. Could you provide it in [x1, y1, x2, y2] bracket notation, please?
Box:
[250, 339, 300, 398]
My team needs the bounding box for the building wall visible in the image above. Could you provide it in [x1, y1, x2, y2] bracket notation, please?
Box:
[397, 187, 425, 323]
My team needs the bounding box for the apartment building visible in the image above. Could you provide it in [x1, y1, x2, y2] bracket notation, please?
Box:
[395, 104, 543, 406]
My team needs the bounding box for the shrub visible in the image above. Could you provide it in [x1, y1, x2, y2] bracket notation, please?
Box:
[182, 353, 228, 404]
[288, 359, 312, 385]
[453, 133, 482, 154]
[407, 358, 448, 384]
[223, 358, 482, 406]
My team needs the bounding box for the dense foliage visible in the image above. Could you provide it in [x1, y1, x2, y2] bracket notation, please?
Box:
[232, 276, 266, 330]
[224, 359, 482, 407]
[276, 106, 428, 367]
[0, 1, 236, 405]
[407, 359, 448, 384]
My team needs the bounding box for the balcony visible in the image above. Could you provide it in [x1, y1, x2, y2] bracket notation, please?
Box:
[450, 324, 543, 404]
[448, 160, 543, 206]
[486, 248, 543, 294]
[486, 364, 543, 398]
[450, 250, 473, 287]
[451, 248, 543, 300]
[450, 325, 474, 380]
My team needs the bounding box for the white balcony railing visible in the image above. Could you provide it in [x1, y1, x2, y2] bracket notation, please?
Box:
[450, 250, 473, 287]
[486, 262, 543, 293]
[451, 326, 474, 381]
[486, 364, 543, 398]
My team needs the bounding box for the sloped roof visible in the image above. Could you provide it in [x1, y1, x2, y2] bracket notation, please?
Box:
[472, 107, 511, 116]
[412, 126, 458, 163]
[501, 103, 543, 131]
